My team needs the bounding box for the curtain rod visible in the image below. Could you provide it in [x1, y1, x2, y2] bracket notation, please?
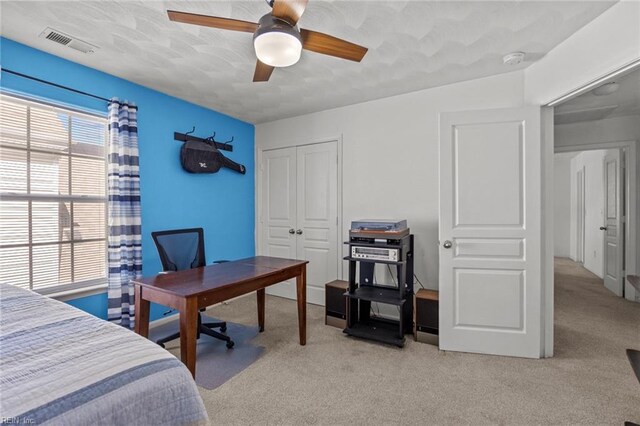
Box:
[1, 68, 137, 110]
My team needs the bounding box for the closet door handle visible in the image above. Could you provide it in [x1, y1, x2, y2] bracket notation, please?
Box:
[599, 226, 607, 231]
[289, 228, 295, 234]
[296, 229, 303, 235]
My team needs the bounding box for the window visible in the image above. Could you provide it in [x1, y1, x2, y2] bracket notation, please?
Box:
[0, 94, 108, 295]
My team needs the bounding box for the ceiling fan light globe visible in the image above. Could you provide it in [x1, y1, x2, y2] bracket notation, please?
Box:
[254, 31, 302, 67]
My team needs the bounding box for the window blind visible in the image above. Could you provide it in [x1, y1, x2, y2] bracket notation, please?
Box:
[0, 94, 108, 294]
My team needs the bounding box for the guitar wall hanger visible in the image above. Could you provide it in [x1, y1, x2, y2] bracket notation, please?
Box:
[174, 127, 233, 152]
[175, 127, 246, 175]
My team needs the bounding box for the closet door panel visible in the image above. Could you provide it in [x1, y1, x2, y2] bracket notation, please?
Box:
[261, 147, 297, 260]
[296, 142, 339, 297]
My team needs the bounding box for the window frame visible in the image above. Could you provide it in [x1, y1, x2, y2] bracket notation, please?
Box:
[0, 93, 109, 296]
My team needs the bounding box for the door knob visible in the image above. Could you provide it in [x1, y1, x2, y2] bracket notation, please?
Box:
[599, 226, 607, 231]
[443, 240, 452, 249]
[289, 228, 295, 234]
[296, 229, 303, 235]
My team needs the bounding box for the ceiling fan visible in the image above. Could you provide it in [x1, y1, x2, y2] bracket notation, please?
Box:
[167, 0, 368, 82]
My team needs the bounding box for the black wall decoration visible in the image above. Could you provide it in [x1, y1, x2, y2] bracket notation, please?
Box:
[175, 129, 246, 175]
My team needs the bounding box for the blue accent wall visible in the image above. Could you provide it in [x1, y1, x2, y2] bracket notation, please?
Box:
[66, 292, 109, 319]
[0, 37, 255, 320]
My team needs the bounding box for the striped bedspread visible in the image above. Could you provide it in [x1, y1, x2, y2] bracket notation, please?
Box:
[0, 283, 209, 425]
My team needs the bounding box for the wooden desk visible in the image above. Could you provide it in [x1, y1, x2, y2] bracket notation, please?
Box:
[133, 256, 308, 377]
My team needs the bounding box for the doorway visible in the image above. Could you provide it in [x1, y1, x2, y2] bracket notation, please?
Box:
[541, 61, 640, 358]
[544, 64, 640, 360]
[554, 148, 628, 297]
[551, 65, 639, 302]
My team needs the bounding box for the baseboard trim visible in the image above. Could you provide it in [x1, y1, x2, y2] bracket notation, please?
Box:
[266, 281, 325, 306]
[149, 313, 176, 329]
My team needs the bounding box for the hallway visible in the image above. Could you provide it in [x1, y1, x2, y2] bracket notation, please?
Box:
[554, 257, 639, 394]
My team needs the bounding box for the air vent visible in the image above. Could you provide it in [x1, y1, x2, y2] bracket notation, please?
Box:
[39, 27, 98, 54]
[45, 31, 72, 46]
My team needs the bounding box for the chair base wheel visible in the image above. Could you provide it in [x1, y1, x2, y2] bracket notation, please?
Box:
[220, 325, 227, 333]
[226, 340, 235, 349]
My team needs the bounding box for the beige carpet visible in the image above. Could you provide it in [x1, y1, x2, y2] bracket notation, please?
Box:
[177, 258, 639, 424]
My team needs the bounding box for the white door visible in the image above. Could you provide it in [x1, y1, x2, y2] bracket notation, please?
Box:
[296, 142, 339, 304]
[262, 147, 297, 260]
[439, 107, 542, 358]
[603, 150, 624, 296]
[261, 141, 339, 305]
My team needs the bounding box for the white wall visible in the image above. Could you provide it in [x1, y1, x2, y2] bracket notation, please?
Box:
[524, 1, 640, 105]
[553, 154, 573, 257]
[256, 71, 525, 292]
[555, 115, 640, 148]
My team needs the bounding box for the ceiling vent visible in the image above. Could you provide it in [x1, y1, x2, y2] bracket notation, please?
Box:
[39, 27, 98, 54]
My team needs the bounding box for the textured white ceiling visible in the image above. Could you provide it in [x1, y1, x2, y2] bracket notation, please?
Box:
[555, 67, 640, 124]
[0, 1, 616, 124]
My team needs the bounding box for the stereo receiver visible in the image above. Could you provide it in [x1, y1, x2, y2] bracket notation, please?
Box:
[351, 246, 399, 261]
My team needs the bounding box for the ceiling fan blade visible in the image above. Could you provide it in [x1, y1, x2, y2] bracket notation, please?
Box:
[271, 0, 309, 26]
[167, 10, 258, 33]
[253, 60, 275, 82]
[300, 29, 368, 62]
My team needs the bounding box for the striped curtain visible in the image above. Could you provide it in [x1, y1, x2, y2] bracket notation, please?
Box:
[107, 99, 142, 329]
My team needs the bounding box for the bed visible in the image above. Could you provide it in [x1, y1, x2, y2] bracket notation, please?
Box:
[0, 283, 209, 425]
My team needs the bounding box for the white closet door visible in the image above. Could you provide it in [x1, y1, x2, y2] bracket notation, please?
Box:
[603, 150, 624, 297]
[439, 107, 543, 358]
[261, 141, 339, 305]
[261, 147, 297, 260]
[296, 141, 339, 304]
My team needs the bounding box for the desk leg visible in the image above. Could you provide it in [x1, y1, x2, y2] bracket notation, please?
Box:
[134, 284, 150, 337]
[180, 297, 198, 378]
[257, 289, 265, 332]
[296, 265, 307, 345]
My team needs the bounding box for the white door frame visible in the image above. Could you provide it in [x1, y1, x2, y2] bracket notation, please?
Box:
[576, 166, 585, 263]
[255, 135, 344, 304]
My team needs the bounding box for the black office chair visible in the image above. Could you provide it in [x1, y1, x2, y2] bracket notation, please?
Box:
[151, 228, 234, 349]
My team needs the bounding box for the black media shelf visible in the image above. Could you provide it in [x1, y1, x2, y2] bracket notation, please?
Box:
[344, 232, 414, 348]
[344, 318, 405, 347]
[345, 286, 406, 306]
